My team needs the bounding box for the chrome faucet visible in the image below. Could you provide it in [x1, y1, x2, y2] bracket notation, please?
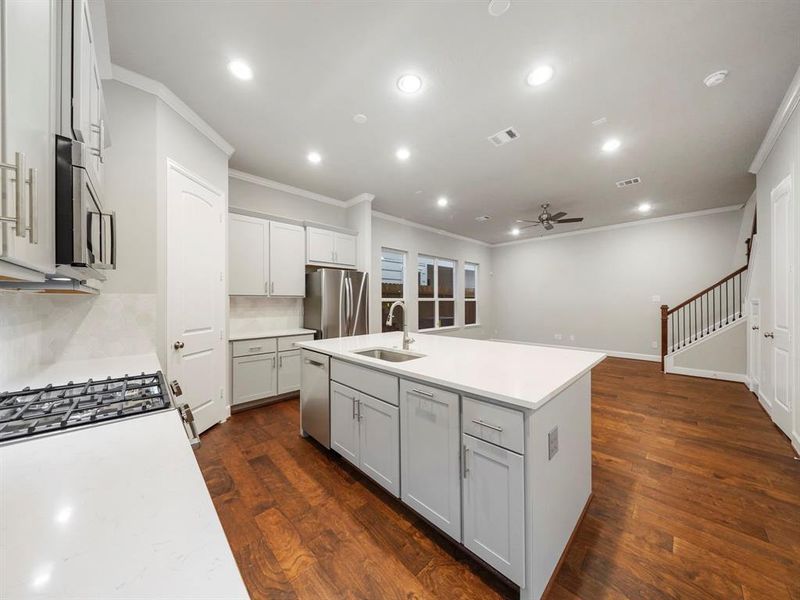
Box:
[386, 300, 415, 350]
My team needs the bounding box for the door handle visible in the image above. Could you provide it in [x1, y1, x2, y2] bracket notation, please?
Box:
[764, 332, 774, 338]
[752, 326, 759, 330]
[173, 340, 185, 349]
[352, 397, 357, 419]
[462, 445, 469, 478]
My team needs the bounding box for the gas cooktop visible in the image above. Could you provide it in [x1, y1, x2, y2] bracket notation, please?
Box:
[0, 371, 173, 443]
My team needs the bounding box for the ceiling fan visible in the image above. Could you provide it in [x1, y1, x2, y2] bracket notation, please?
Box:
[516, 203, 584, 231]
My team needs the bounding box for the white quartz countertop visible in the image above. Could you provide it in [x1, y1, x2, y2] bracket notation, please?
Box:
[2, 353, 162, 392]
[0, 410, 248, 599]
[228, 327, 315, 342]
[298, 332, 606, 410]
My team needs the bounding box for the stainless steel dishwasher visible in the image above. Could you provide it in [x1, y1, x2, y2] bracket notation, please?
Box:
[300, 349, 331, 448]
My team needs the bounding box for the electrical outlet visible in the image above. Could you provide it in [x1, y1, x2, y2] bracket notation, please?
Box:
[548, 426, 559, 460]
[651, 295, 661, 303]
[554, 333, 563, 341]
[651, 341, 658, 349]
[569, 334, 575, 342]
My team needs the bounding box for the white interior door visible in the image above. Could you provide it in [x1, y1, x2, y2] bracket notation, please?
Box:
[166, 162, 227, 434]
[768, 175, 794, 437]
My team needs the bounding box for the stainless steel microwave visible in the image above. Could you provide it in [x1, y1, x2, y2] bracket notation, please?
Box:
[54, 135, 115, 281]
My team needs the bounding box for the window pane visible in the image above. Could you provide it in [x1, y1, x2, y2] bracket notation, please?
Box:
[418, 255, 435, 298]
[465, 300, 477, 325]
[418, 301, 435, 329]
[465, 264, 477, 299]
[438, 259, 455, 299]
[381, 249, 404, 298]
[382, 301, 404, 332]
[439, 301, 455, 327]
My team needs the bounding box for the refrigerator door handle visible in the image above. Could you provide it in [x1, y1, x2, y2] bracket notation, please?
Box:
[346, 275, 354, 335]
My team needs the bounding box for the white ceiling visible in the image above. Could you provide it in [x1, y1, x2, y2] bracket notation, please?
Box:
[105, 1, 800, 244]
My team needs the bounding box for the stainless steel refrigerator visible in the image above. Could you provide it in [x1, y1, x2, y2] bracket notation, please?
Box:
[304, 269, 369, 339]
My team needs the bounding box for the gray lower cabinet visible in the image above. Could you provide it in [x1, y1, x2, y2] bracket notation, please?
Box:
[232, 354, 277, 405]
[277, 350, 301, 394]
[399, 379, 461, 541]
[330, 381, 400, 497]
[462, 434, 525, 586]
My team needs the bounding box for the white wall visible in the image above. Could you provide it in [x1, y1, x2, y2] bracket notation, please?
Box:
[370, 214, 493, 339]
[491, 209, 743, 358]
[671, 319, 747, 376]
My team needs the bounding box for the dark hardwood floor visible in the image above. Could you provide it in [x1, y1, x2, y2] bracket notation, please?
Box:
[196, 357, 800, 599]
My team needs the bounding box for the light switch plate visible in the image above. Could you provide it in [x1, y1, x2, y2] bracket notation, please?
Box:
[548, 426, 559, 460]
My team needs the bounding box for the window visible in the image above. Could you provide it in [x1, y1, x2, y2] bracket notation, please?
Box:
[418, 255, 456, 330]
[381, 248, 406, 332]
[465, 263, 478, 326]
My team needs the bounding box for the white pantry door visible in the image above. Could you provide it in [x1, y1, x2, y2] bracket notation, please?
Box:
[768, 175, 794, 438]
[166, 162, 227, 434]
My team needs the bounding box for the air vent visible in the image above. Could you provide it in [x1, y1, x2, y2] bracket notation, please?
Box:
[488, 127, 520, 147]
[616, 176, 641, 188]
[475, 215, 491, 222]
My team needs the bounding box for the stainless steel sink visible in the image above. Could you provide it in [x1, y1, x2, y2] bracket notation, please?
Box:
[353, 347, 425, 362]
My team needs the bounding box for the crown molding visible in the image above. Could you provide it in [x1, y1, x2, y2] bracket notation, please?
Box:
[750, 65, 800, 174]
[492, 204, 743, 248]
[229, 169, 347, 207]
[372, 211, 490, 247]
[110, 64, 235, 157]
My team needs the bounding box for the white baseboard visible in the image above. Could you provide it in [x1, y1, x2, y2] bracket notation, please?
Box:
[665, 365, 748, 383]
[490, 339, 660, 362]
[757, 390, 772, 412]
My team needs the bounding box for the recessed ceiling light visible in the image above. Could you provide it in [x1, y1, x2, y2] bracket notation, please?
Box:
[602, 138, 621, 153]
[397, 73, 423, 94]
[395, 147, 411, 161]
[487, 0, 511, 16]
[703, 70, 728, 88]
[511, 227, 520, 236]
[307, 151, 322, 164]
[353, 113, 367, 124]
[228, 60, 253, 81]
[437, 196, 448, 207]
[637, 202, 652, 214]
[526, 65, 554, 87]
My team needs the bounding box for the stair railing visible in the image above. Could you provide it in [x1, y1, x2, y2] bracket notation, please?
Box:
[660, 265, 748, 370]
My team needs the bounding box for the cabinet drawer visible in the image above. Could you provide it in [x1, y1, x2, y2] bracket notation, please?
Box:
[331, 359, 399, 406]
[232, 337, 278, 358]
[278, 334, 314, 352]
[462, 397, 524, 454]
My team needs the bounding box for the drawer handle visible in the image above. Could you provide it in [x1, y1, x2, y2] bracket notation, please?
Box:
[472, 418, 503, 433]
[248, 346, 262, 352]
[409, 388, 434, 398]
[305, 359, 325, 368]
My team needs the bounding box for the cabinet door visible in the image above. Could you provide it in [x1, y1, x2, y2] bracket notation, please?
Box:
[462, 434, 525, 585]
[1, 0, 57, 275]
[306, 227, 334, 264]
[228, 214, 268, 295]
[358, 393, 400, 497]
[330, 382, 359, 467]
[269, 221, 305, 296]
[277, 350, 301, 395]
[399, 380, 461, 540]
[333, 233, 356, 266]
[232, 354, 277, 405]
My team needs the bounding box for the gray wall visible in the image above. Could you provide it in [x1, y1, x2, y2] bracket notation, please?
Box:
[672, 320, 746, 373]
[370, 214, 492, 339]
[490, 209, 743, 357]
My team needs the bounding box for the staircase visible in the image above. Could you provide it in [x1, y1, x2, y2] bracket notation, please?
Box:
[660, 265, 748, 370]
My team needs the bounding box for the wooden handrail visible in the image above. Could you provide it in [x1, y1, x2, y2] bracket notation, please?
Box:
[666, 265, 748, 315]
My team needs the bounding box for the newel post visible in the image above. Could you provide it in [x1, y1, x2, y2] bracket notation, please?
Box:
[660, 304, 669, 372]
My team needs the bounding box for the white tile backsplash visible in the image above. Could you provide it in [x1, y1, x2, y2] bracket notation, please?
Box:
[0, 292, 157, 387]
[228, 296, 303, 337]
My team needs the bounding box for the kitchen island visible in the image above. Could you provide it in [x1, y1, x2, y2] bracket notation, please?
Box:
[297, 332, 605, 600]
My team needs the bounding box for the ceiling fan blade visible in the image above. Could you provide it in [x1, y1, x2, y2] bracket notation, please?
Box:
[543, 221, 554, 231]
[554, 217, 584, 223]
[515, 219, 540, 224]
[549, 211, 566, 221]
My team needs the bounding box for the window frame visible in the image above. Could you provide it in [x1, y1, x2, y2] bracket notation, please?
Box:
[464, 262, 479, 327]
[417, 254, 457, 331]
[380, 248, 406, 333]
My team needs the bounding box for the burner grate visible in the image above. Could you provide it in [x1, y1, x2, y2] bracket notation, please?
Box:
[0, 372, 172, 442]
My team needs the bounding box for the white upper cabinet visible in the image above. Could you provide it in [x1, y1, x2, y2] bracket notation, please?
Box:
[72, 0, 106, 194]
[269, 221, 305, 296]
[399, 379, 461, 541]
[0, 0, 58, 279]
[306, 226, 356, 267]
[228, 214, 268, 295]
